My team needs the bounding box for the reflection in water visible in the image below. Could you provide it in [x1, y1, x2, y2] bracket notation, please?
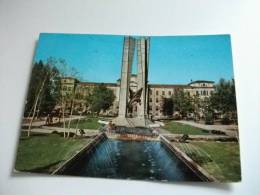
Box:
[63, 139, 201, 181]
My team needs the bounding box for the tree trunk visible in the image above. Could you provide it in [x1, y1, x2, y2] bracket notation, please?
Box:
[35, 96, 43, 119]
[27, 75, 48, 137]
[61, 96, 66, 138]
[66, 85, 78, 138]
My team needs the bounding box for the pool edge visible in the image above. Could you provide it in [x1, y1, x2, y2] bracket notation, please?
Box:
[160, 135, 218, 182]
[51, 133, 107, 175]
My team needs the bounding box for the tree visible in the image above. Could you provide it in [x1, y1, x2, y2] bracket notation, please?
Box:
[172, 89, 194, 118]
[53, 57, 80, 138]
[25, 60, 60, 136]
[25, 60, 60, 116]
[200, 97, 214, 124]
[24, 57, 80, 137]
[162, 97, 174, 116]
[192, 93, 202, 121]
[210, 78, 237, 123]
[85, 84, 115, 115]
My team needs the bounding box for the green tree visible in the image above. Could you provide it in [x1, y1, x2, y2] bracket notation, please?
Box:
[200, 97, 215, 124]
[24, 60, 60, 117]
[172, 89, 194, 118]
[210, 78, 237, 123]
[192, 93, 201, 121]
[86, 84, 115, 115]
[162, 97, 174, 116]
[24, 59, 60, 136]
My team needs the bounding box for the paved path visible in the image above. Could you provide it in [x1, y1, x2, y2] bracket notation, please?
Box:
[175, 120, 238, 137]
[22, 126, 99, 136]
[161, 133, 237, 141]
[22, 115, 85, 127]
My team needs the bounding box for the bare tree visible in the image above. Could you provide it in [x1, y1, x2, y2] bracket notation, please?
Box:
[55, 58, 80, 138]
[27, 70, 57, 137]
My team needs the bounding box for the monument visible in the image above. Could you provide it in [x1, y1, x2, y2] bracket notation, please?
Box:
[113, 36, 151, 127]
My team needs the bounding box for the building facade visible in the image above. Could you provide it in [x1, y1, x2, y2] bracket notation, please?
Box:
[61, 76, 215, 118]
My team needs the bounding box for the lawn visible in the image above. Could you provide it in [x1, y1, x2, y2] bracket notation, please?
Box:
[56, 117, 103, 130]
[15, 134, 90, 173]
[164, 121, 210, 135]
[174, 141, 241, 182]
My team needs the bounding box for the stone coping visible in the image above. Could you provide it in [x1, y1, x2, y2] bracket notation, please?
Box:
[160, 135, 218, 182]
[107, 133, 159, 141]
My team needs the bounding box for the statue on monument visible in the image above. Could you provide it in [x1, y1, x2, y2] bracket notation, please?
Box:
[127, 88, 143, 114]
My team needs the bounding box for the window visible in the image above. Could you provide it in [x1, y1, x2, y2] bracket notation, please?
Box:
[156, 98, 159, 103]
[162, 91, 165, 95]
[156, 106, 159, 111]
[156, 91, 159, 95]
[203, 90, 206, 95]
[168, 91, 172, 95]
[196, 91, 199, 95]
[149, 98, 153, 102]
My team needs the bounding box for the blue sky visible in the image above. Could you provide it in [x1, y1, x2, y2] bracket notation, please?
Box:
[34, 33, 234, 84]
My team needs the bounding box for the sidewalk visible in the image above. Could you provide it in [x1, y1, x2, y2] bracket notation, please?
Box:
[175, 120, 238, 137]
[22, 115, 85, 127]
[22, 126, 99, 136]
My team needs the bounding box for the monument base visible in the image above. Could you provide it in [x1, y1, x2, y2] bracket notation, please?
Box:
[113, 117, 153, 127]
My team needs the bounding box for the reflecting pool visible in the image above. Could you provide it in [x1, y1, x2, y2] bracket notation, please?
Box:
[62, 139, 201, 181]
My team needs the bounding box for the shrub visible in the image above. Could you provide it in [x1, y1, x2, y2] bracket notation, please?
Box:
[205, 113, 214, 125]
[221, 115, 231, 125]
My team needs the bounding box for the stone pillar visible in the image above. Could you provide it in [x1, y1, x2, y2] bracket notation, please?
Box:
[118, 36, 135, 118]
[137, 37, 150, 118]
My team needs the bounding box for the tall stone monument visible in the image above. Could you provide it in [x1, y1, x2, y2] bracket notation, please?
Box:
[113, 36, 150, 127]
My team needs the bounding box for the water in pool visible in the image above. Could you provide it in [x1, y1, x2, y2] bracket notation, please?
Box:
[63, 139, 201, 181]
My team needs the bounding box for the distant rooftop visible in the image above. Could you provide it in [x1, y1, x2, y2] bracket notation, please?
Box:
[149, 84, 188, 88]
[62, 77, 215, 88]
[188, 80, 214, 85]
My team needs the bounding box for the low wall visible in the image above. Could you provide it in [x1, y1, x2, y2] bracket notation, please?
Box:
[107, 133, 159, 141]
[51, 133, 107, 175]
[160, 135, 218, 182]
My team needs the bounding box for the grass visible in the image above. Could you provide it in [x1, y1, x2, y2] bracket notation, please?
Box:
[174, 142, 241, 182]
[164, 121, 210, 135]
[15, 134, 90, 173]
[56, 117, 103, 130]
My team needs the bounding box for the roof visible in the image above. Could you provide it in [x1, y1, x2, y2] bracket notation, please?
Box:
[188, 80, 214, 85]
[61, 76, 77, 80]
[79, 81, 118, 87]
[148, 84, 188, 89]
[62, 77, 214, 89]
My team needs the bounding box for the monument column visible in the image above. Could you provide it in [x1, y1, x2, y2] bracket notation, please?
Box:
[118, 36, 135, 118]
[137, 37, 150, 119]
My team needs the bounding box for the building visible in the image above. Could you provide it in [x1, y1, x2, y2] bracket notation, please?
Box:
[60, 76, 215, 118]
